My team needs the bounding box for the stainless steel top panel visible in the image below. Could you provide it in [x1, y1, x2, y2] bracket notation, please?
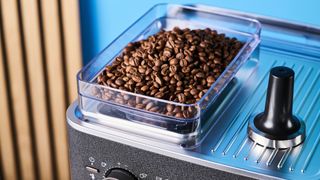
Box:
[67, 5, 320, 180]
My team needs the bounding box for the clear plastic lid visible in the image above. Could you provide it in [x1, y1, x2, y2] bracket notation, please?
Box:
[77, 4, 260, 147]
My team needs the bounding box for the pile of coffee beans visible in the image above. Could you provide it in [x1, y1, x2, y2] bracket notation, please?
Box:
[96, 27, 243, 118]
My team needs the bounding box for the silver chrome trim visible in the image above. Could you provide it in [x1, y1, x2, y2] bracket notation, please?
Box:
[247, 117, 306, 149]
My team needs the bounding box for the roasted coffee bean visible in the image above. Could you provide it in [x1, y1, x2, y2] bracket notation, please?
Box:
[196, 85, 204, 91]
[183, 110, 191, 118]
[138, 67, 146, 74]
[149, 106, 159, 112]
[175, 112, 183, 118]
[177, 73, 184, 80]
[141, 99, 151, 104]
[169, 58, 178, 65]
[199, 52, 206, 57]
[177, 93, 186, 103]
[150, 89, 158, 96]
[155, 76, 163, 86]
[155, 60, 162, 67]
[159, 86, 167, 92]
[191, 69, 198, 75]
[203, 64, 209, 72]
[132, 75, 142, 83]
[136, 103, 145, 109]
[176, 86, 183, 92]
[199, 42, 207, 48]
[169, 65, 178, 73]
[173, 106, 181, 113]
[207, 76, 215, 84]
[141, 85, 149, 92]
[213, 58, 221, 64]
[176, 81, 183, 87]
[163, 76, 170, 82]
[198, 91, 205, 98]
[97, 26, 243, 118]
[163, 49, 172, 57]
[161, 66, 169, 76]
[145, 102, 154, 110]
[106, 72, 114, 78]
[170, 78, 177, 84]
[176, 53, 184, 59]
[115, 79, 125, 86]
[196, 72, 205, 78]
[179, 59, 188, 67]
[151, 84, 158, 91]
[144, 69, 151, 76]
[122, 76, 129, 82]
[152, 66, 160, 71]
[185, 55, 193, 62]
[166, 104, 174, 112]
[123, 94, 131, 101]
[190, 89, 198, 96]
[181, 66, 190, 73]
[155, 92, 164, 98]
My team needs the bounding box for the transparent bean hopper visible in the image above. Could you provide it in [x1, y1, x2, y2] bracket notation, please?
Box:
[77, 4, 261, 148]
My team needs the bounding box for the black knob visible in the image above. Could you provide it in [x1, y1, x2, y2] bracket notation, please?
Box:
[104, 168, 137, 180]
[248, 66, 305, 148]
[255, 66, 300, 139]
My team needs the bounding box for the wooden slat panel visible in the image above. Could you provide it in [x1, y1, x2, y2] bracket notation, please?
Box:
[0, 22, 17, 180]
[1, 0, 83, 179]
[1, 0, 36, 179]
[60, 0, 83, 103]
[20, 0, 54, 179]
[40, 0, 70, 179]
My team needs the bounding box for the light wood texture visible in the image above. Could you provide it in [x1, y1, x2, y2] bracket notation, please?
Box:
[20, 0, 53, 179]
[40, 0, 70, 179]
[1, 0, 36, 179]
[1, 0, 83, 179]
[0, 24, 17, 180]
[61, 0, 83, 102]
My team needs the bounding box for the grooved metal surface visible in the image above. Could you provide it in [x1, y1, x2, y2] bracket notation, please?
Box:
[205, 46, 320, 179]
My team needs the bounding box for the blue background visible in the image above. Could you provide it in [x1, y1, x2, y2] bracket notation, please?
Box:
[79, 0, 320, 65]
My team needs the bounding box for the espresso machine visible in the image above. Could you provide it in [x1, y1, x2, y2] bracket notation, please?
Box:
[67, 4, 320, 180]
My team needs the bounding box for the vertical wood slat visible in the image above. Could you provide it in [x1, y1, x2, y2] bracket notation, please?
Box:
[1, 0, 83, 179]
[0, 24, 17, 180]
[60, 0, 83, 102]
[1, 0, 36, 179]
[40, 0, 70, 179]
[20, 0, 54, 179]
